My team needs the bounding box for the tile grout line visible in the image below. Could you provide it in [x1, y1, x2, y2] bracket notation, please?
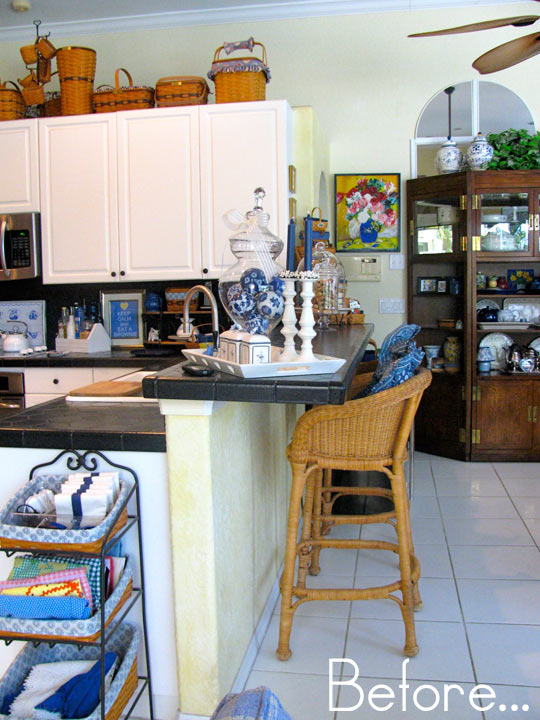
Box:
[493, 465, 540, 553]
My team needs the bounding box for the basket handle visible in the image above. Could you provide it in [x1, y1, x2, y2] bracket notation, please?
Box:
[213, 39, 267, 66]
[310, 207, 328, 233]
[115, 68, 133, 90]
[0, 80, 22, 94]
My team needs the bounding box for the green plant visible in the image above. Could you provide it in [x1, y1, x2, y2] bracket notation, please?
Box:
[486, 128, 540, 170]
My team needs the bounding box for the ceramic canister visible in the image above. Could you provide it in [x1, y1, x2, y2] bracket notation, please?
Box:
[466, 132, 494, 171]
[435, 139, 463, 175]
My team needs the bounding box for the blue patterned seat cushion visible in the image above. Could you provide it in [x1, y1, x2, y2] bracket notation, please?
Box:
[356, 324, 424, 398]
[210, 687, 292, 720]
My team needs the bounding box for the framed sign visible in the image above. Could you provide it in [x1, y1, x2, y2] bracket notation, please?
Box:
[335, 173, 400, 252]
[100, 290, 145, 346]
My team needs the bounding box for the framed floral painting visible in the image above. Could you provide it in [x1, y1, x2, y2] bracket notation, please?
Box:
[335, 173, 400, 252]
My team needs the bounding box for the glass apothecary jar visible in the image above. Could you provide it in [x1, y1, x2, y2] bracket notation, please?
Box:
[218, 188, 285, 335]
[297, 242, 347, 326]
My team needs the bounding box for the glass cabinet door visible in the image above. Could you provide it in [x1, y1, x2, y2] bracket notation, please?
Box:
[413, 195, 463, 256]
[479, 191, 530, 254]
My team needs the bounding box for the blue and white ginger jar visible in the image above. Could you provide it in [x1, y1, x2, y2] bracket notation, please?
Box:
[435, 139, 463, 175]
[466, 132, 494, 171]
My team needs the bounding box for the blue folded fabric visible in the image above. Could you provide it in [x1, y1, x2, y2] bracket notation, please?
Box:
[210, 686, 293, 720]
[0, 595, 91, 620]
[36, 652, 117, 719]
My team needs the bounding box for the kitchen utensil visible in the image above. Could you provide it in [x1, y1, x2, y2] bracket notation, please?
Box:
[2, 321, 29, 352]
[479, 332, 513, 370]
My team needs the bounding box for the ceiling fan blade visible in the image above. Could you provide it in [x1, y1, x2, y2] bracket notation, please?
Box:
[473, 31, 540, 73]
[409, 15, 539, 38]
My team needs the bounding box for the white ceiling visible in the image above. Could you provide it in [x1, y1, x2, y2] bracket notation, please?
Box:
[0, 0, 529, 42]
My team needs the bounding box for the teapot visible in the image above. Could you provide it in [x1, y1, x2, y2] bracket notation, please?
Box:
[505, 343, 524, 371]
[477, 307, 498, 322]
[2, 321, 30, 352]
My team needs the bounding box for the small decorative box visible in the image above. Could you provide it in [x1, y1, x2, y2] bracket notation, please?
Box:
[239, 334, 271, 365]
[219, 329, 245, 363]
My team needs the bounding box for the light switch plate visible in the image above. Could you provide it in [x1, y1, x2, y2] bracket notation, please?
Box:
[379, 299, 405, 314]
[389, 253, 405, 270]
[339, 255, 381, 281]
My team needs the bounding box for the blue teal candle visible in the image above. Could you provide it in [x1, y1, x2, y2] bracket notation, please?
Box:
[286, 218, 296, 271]
[304, 215, 313, 271]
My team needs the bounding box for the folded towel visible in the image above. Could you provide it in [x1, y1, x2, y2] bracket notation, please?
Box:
[8, 661, 95, 719]
[0, 569, 92, 609]
[35, 653, 118, 719]
[0, 595, 91, 620]
[66, 472, 120, 497]
[54, 492, 109, 524]
[210, 687, 293, 720]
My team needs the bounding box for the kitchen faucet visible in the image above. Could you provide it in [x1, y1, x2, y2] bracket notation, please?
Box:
[183, 285, 220, 354]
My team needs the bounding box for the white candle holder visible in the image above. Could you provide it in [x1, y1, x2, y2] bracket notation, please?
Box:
[297, 279, 316, 362]
[279, 278, 298, 361]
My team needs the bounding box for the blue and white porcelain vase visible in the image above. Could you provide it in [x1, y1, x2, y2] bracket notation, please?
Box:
[466, 132, 494, 171]
[435, 139, 463, 175]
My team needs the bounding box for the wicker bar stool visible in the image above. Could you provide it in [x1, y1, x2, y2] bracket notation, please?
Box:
[277, 367, 432, 660]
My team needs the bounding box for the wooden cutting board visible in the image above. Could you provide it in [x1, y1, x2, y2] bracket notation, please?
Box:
[69, 380, 142, 397]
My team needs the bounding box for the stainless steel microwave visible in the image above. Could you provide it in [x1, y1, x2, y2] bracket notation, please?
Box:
[0, 212, 41, 281]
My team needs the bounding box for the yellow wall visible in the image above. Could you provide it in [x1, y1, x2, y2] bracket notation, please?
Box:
[2, 2, 538, 342]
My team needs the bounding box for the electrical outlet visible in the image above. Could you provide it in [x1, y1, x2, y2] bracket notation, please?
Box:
[379, 299, 405, 314]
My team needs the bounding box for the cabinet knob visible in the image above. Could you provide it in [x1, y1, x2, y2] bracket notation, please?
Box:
[202, 268, 209, 274]
[120, 271, 125, 277]
[111, 271, 117, 277]
[53, 378, 59, 385]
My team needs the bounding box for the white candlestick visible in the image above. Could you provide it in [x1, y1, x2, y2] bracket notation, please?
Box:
[279, 278, 298, 361]
[297, 279, 316, 362]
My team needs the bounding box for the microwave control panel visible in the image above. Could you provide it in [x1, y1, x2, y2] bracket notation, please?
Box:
[6, 230, 31, 268]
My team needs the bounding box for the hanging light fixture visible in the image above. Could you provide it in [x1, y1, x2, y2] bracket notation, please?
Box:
[434, 86, 463, 174]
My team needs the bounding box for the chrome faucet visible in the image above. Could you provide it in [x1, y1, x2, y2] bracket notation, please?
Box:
[183, 284, 220, 353]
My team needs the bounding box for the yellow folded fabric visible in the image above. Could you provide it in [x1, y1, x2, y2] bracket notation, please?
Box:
[0, 579, 85, 598]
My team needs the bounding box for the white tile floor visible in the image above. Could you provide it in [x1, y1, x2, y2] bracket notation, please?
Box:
[244, 453, 540, 719]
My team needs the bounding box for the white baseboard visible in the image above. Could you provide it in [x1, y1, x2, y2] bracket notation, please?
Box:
[177, 565, 283, 720]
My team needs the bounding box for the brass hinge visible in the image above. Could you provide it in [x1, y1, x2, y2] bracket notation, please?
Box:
[531, 406, 539, 423]
[472, 236, 482, 251]
[536, 215, 540, 232]
[459, 428, 466, 443]
[460, 236, 467, 252]
[529, 214, 534, 230]
[461, 386, 465, 401]
[472, 195, 481, 210]
[528, 405, 533, 423]
[460, 195, 467, 210]
[409, 219, 414, 237]
[472, 429, 480, 444]
[472, 386, 481, 402]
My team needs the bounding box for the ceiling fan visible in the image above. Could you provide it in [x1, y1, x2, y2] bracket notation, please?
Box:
[409, 3, 540, 74]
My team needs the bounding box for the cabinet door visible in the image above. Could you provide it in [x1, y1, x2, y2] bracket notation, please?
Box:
[39, 115, 119, 284]
[477, 189, 532, 256]
[117, 107, 201, 280]
[0, 120, 39, 213]
[475, 380, 532, 451]
[199, 101, 292, 278]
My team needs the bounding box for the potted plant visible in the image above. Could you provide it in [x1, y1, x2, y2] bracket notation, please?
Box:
[486, 128, 540, 170]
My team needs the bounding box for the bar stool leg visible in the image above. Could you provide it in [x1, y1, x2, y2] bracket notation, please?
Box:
[320, 469, 333, 536]
[308, 468, 323, 576]
[297, 469, 317, 589]
[277, 461, 308, 661]
[403, 491, 423, 610]
[389, 464, 419, 658]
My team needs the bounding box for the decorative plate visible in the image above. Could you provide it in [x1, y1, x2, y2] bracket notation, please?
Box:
[479, 333, 513, 370]
[476, 299, 500, 311]
[529, 337, 540, 352]
[503, 298, 540, 323]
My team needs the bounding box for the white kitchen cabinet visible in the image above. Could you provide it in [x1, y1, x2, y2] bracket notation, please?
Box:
[0, 119, 40, 213]
[199, 101, 292, 277]
[39, 114, 119, 284]
[40, 101, 292, 284]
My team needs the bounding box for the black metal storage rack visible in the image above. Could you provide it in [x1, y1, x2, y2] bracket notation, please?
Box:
[0, 449, 154, 720]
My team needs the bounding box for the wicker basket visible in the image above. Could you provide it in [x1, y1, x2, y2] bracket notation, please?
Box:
[165, 287, 200, 312]
[44, 91, 62, 117]
[208, 39, 270, 103]
[155, 76, 210, 107]
[21, 83, 44, 107]
[0, 81, 25, 121]
[93, 68, 154, 113]
[56, 46, 96, 116]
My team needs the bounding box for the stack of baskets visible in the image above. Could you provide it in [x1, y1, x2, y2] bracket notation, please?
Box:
[0, 80, 25, 121]
[93, 68, 154, 113]
[155, 76, 210, 107]
[207, 37, 270, 103]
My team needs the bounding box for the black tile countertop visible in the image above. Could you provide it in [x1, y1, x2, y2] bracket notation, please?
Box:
[0, 396, 165, 452]
[143, 324, 374, 406]
[0, 350, 181, 369]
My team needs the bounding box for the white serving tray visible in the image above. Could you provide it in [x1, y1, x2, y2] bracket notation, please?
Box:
[182, 347, 346, 378]
[478, 322, 530, 330]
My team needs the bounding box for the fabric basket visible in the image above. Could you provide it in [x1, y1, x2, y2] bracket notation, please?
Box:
[155, 76, 210, 107]
[56, 46, 96, 116]
[0, 558, 133, 643]
[165, 287, 199, 312]
[305, 207, 330, 241]
[93, 68, 154, 113]
[207, 37, 270, 103]
[0, 622, 138, 720]
[0, 474, 133, 553]
[0, 81, 25, 121]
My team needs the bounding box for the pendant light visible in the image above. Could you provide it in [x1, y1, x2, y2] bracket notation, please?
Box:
[435, 86, 463, 174]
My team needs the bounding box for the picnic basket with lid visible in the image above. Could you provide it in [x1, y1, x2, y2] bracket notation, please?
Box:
[207, 37, 270, 103]
[93, 68, 154, 113]
[155, 76, 210, 107]
[0, 80, 25, 121]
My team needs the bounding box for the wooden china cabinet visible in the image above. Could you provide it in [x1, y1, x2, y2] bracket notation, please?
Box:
[407, 170, 540, 461]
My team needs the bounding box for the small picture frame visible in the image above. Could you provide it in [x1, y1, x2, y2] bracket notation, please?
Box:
[288, 165, 296, 194]
[437, 279, 448, 294]
[100, 290, 145, 347]
[417, 277, 438, 294]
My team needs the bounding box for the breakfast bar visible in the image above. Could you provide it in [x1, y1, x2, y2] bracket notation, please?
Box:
[142, 324, 373, 716]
